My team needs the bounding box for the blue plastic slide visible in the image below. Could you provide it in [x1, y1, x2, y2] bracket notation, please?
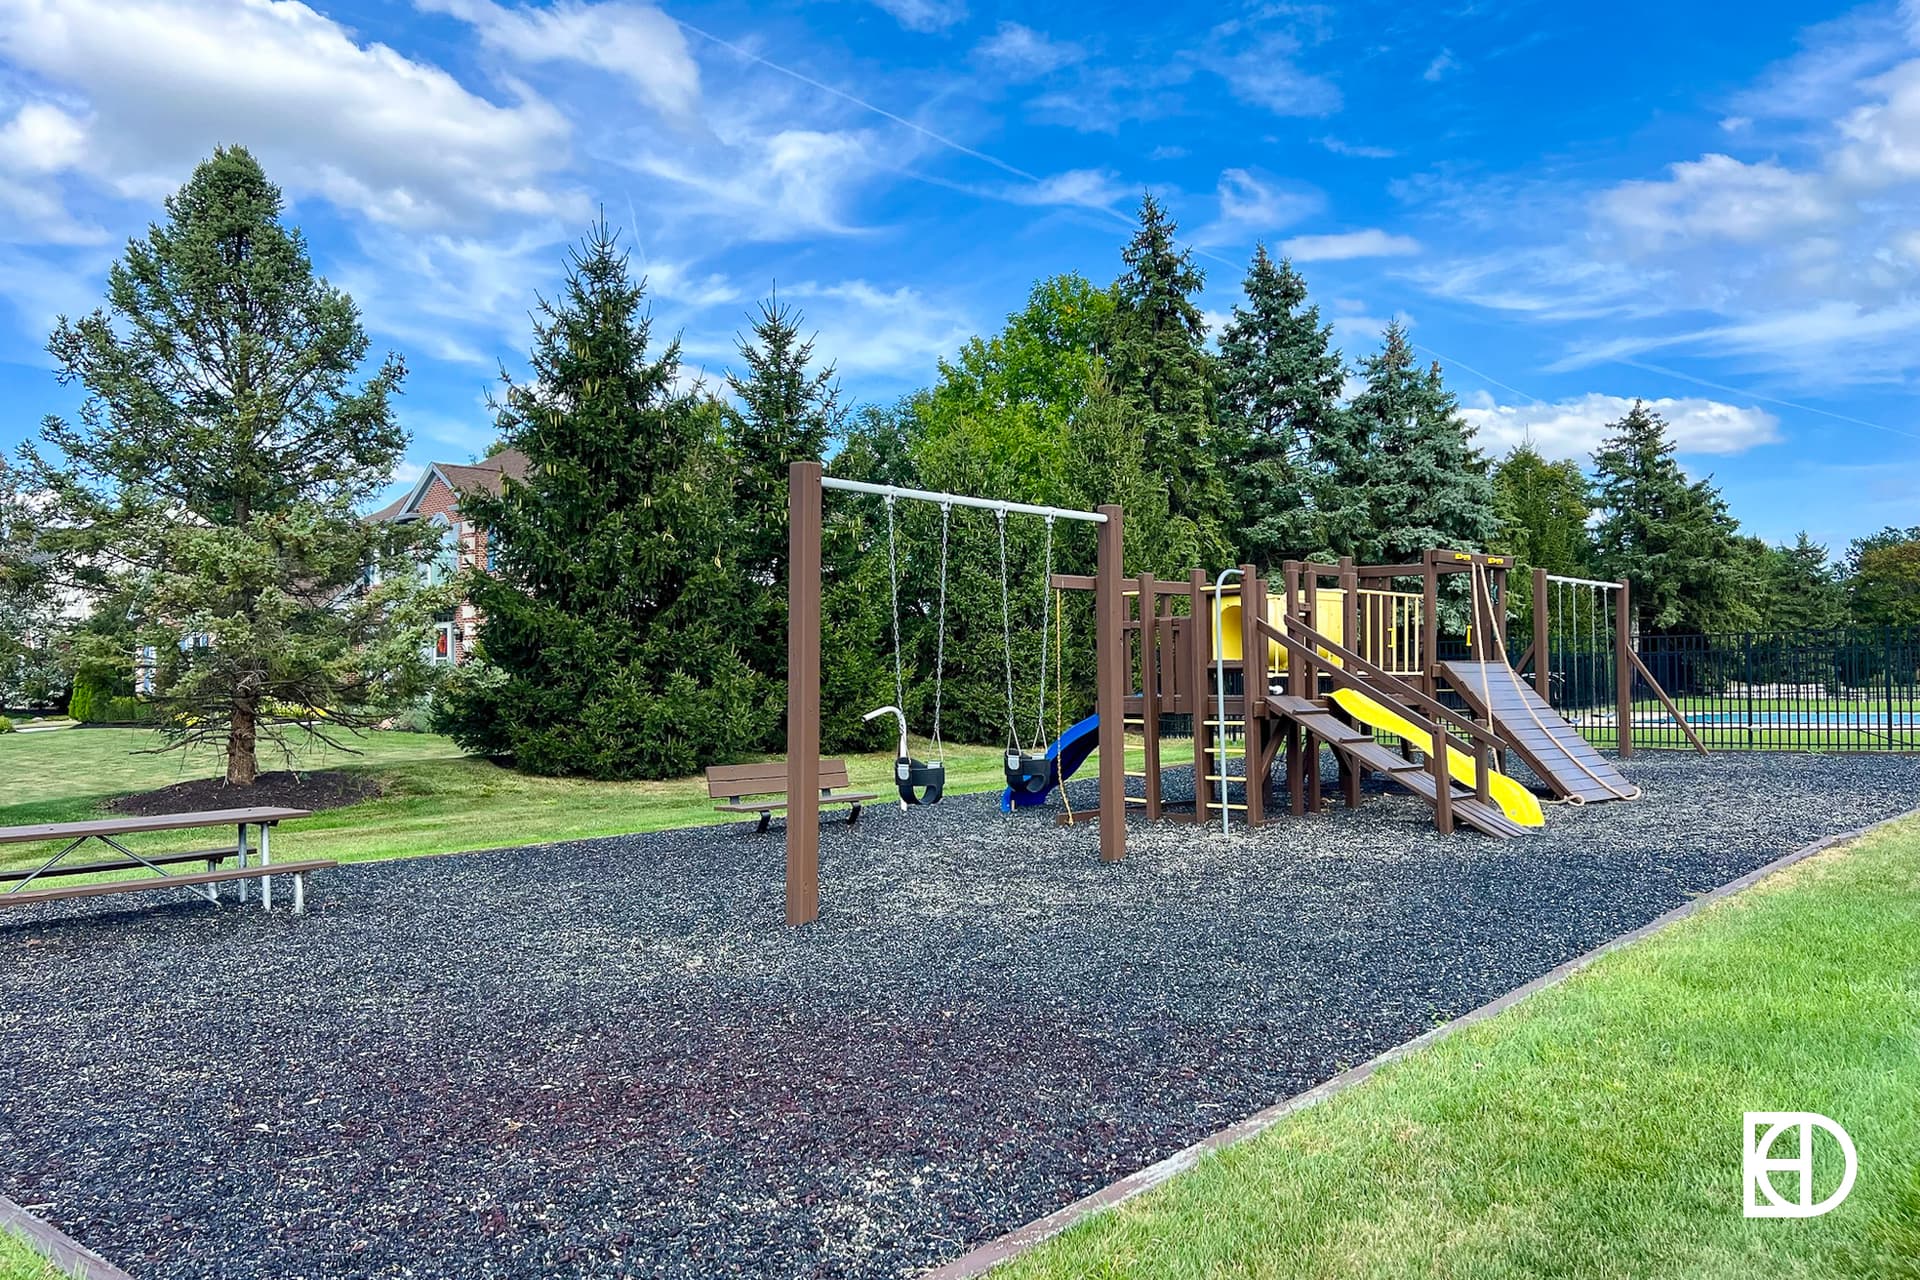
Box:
[1001, 713, 1101, 811]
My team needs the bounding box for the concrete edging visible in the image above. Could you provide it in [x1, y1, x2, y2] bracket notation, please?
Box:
[0, 1193, 136, 1280]
[923, 808, 1919, 1279]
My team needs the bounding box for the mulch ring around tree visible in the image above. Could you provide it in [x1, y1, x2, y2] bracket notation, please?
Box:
[105, 769, 381, 817]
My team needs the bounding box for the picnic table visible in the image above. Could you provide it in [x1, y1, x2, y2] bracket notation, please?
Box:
[0, 807, 333, 915]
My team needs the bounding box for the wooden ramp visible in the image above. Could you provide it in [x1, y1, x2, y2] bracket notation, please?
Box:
[1265, 694, 1527, 839]
[1440, 660, 1635, 804]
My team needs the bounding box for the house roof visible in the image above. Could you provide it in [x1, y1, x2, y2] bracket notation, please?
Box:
[371, 448, 529, 523]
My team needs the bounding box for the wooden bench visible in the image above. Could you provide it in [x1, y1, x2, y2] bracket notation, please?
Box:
[0, 807, 324, 916]
[705, 761, 879, 834]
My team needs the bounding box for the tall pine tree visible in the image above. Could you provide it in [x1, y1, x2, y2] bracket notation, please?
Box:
[724, 293, 845, 687]
[435, 222, 774, 778]
[1342, 323, 1498, 564]
[1215, 246, 1345, 570]
[1106, 194, 1231, 565]
[1590, 401, 1743, 636]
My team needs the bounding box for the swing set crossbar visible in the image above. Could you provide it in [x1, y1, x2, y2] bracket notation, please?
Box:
[821, 477, 1108, 524]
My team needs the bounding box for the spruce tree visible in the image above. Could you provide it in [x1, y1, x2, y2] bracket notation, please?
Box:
[1590, 401, 1743, 636]
[1215, 246, 1345, 570]
[1343, 323, 1498, 564]
[435, 222, 773, 778]
[724, 293, 845, 693]
[23, 146, 439, 783]
[1758, 533, 1846, 630]
[1106, 194, 1231, 564]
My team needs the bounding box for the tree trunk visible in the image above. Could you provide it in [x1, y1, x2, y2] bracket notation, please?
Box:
[227, 696, 259, 786]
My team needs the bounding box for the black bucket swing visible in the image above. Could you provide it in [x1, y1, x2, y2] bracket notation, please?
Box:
[865, 495, 948, 808]
[999, 509, 1058, 799]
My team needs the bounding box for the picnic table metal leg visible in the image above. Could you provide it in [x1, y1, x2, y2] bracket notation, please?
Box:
[293, 872, 306, 915]
[235, 824, 250, 904]
[7, 836, 88, 894]
[260, 823, 272, 912]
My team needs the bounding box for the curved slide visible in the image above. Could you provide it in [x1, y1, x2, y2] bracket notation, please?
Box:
[1328, 689, 1545, 828]
[1002, 713, 1101, 811]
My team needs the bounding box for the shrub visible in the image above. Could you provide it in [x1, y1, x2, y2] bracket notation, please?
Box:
[0, 715, 14, 734]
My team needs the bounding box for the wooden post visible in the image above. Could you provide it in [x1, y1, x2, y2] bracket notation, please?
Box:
[1096, 505, 1127, 861]
[1615, 578, 1634, 761]
[1301, 565, 1322, 814]
[1283, 561, 1305, 817]
[1187, 567, 1212, 826]
[785, 461, 823, 925]
[1431, 720, 1454, 834]
[1533, 567, 1550, 700]
[1137, 571, 1161, 820]
[1339, 556, 1358, 665]
[1238, 563, 1264, 826]
[1421, 550, 1440, 700]
[1494, 562, 1510, 661]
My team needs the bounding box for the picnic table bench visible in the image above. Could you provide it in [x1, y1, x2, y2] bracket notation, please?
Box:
[705, 761, 879, 834]
[0, 807, 332, 915]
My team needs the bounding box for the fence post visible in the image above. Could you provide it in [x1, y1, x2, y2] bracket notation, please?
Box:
[1888, 628, 1898, 751]
[1615, 579, 1633, 760]
[785, 460, 823, 926]
[1096, 504, 1126, 862]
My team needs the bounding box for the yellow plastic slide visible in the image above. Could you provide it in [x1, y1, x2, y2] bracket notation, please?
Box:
[1328, 688, 1545, 828]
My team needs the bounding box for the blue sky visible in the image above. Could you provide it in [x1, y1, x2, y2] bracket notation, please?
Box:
[2, 0, 1917, 551]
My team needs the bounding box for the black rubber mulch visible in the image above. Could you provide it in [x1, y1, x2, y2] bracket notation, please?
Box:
[104, 769, 381, 817]
[3, 752, 1918, 1279]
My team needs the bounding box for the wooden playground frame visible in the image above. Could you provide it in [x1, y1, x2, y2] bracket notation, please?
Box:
[782, 463, 1699, 921]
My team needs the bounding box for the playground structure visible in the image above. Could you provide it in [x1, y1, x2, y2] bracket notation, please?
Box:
[783, 459, 1700, 923]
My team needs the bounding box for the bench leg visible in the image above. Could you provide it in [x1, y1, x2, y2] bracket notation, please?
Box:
[293, 873, 306, 915]
[235, 823, 250, 904]
[756, 812, 771, 835]
[847, 803, 861, 829]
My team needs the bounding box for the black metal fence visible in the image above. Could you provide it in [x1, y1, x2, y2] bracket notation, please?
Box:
[1532, 626, 1920, 752]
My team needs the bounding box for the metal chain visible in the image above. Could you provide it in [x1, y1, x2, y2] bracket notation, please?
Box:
[996, 507, 1017, 749]
[885, 495, 905, 717]
[932, 502, 950, 759]
[1032, 515, 1055, 749]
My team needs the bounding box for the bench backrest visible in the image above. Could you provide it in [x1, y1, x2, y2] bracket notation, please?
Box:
[705, 760, 854, 800]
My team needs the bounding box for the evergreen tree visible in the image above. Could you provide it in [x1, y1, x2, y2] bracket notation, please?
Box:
[435, 222, 774, 778]
[1106, 194, 1231, 564]
[1342, 323, 1498, 564]
[1215, 246, 1344, 570]
[1759, 533, 1847, 630]
[1491, 442, 1593, 573]
[22, 147, 440, 783]
[1590, 401, 1744, 635]
[723, 293, 845, 697]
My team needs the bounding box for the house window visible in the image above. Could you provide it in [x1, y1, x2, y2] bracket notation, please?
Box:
[424, 621, 457, 665]
[485, 537, 497, 573]
[426, 516, 457, 587]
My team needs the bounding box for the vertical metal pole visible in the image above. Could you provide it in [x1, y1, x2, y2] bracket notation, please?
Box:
[235, 822, 249, 904]
[1239, 564, 1264, 826]
[1533, 568, 1550, 700]
[1615, 579, 1634, 761]
[786, 460, 824, 924]
[260, 823, 272, 912]
[1096, 504, 1127, 862]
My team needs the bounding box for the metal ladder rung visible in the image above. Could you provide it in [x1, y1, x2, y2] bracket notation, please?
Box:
[1202, 801, 1249, 812]
[1123, 770, 1149, 779]
[1203, 773, 1251, 783]
[1201, 719, 1244, 728]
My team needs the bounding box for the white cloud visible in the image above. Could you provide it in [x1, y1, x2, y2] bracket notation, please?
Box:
[632, 127, 882, 239]
[687, 278, 973, 381]
[1280, 229, 1421, 261]
[0, 103, 89, 174]
[1599, 154, 1836, 248]
[1423, 49, 1458, 82]
[417, 0, 700, 117]
[1318, 136, 1397, 159]
[1460, 392, 1782, 457]
[0, 0, 577, 229]
[975, 22, 1084, 78]
[866, 0, 965, 33]
[1001, 168, 1130, 211]
[1195, 168, 1324, 246]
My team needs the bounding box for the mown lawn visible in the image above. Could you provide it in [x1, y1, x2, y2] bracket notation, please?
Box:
[0, 1232, 60, 1280]
[1003, 818, 1920, 1280]
[0, 726, 1186, 872]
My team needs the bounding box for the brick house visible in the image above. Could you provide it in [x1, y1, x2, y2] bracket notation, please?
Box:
[367, 449, 528, 665]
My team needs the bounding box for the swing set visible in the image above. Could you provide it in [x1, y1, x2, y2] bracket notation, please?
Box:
[784, 462, 1126, 926]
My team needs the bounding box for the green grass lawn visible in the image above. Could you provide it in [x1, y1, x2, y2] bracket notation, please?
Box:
[1003, 817, 1920, 1280]
[0, 726, 1187, 873]
[0, 1232, 62, 1280]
